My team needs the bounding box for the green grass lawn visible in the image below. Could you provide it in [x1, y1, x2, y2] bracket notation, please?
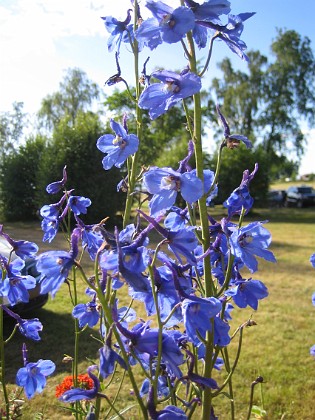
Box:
[1, 206, 315, 419]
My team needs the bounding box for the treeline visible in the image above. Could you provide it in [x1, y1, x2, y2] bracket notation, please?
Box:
[0, 69, 125, 224]
[0, 29, 314, 223]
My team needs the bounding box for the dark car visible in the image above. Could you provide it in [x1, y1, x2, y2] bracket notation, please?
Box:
[0, 237, 48, 315]
[285, 186, 315, 208]
[268, 190, 287, 207]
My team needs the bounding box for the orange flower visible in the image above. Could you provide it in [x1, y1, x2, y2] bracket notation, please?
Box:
[55, 374, 94, 398]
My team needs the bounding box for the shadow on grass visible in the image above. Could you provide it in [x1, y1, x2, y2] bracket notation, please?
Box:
[4, 307, 100, 383]
[250, 207, 315, 224]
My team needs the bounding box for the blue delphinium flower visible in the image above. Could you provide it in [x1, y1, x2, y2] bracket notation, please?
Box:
[68, 195, 91, 215]
[40, 193, 68, 243]
[59, 365, 100, 402]
[310, 345, 315, 358]
[152, 265, 183, 326]
[0, 257, 36, 306]
[184, 0, 231, 49]
[185, 349, 219, 389]
[0, 226, 38, 260]
[46, 165, 67, 194]
[164, 207, 189, 231]
[72, 299, 100, 329]
[17, 318, 43, 341]
[99, 330, 127, 379]
[75, 216, 104, 260]
[139, 69, 202, 119]
[97, 119, 139, 170]
[98, 224, 153, 312]
[225, 279, 268, 310]
[197, 12, 255, 61]
[216, 104, 252, 149]
[99, 344, 127, 379]
[190, 168, 217, 205]
[223, 164, 258, 217]
[16, 344, 56, 399]
[143, 166, 203, 217]
[218, 12, 255, 61]
[156, 405, 187, 419]
[213, 315, 231, 347]
[139, 209, 198, 265]
[167, 228, 198, 265]
[36, 228, 80, 297]
[229, 222, 276, 273]
[184, 0, 231, 21]
[41, 217, 60, 243]
[40, 192, 68, 220]
[140, 374, 170, 398]
[116, 228, 154, 315]
[1, 305, 43, 341]
[117, 321, 184, 378]
[136, 1, 195, 50]
[101, 9, 133, 53]
[310, 253, 315, 268]
[182, 296, 222, 345]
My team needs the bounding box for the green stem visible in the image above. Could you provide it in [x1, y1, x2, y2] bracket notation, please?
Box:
[104, 370, 126, 419]
[147, 251, 164, 405]
[186, 31, 213, 298]
[201, 331, 213, 418]
[246, 377, 264, 420]
[123, 0, 142, 228]
[199, 33, 220, 78]
[103, 394, 126, 419]
[211, 326, 244, 397]
[222, 347, 235, 420]
[186, 29, 215, 420]
[71, 267, 81, 420]
[92, 249, 148, 419]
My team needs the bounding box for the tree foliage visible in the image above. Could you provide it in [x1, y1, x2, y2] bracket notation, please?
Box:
[1, 27, 314, 223]
[0, 102, 27, 158]
[0, 135, 46, 220]
[37, 68, 100, 131]
[36, 111, 125, 225]
[103, 88, 189, 166]
[211, 29, 315, 177]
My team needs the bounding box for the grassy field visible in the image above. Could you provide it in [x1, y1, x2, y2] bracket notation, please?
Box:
[1, 205, 315, 419]
[270, 179, 315, 190]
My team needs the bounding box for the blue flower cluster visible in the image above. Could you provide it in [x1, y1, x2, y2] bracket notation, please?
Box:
[0, 1, 289, 417]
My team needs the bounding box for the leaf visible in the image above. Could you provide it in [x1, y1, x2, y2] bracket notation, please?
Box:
[251, 404, 267, 419]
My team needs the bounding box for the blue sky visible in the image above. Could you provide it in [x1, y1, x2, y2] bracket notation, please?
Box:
[1, 0, 314, 174]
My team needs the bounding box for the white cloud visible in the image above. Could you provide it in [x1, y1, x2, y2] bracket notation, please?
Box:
[0, 0, 112, 113]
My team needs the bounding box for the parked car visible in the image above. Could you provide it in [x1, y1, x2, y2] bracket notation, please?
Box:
[268, 189, 287, 207]
[285, 186, 315, 208]
[0, 237, 48, 315]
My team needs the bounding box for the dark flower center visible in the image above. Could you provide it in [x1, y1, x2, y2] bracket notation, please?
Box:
[161, 175, 181, 191]
[113, 135, 127, 149]
[238, 233, 253, 247]
[164, 80, 180, 94]
[161, 13, 176, 28]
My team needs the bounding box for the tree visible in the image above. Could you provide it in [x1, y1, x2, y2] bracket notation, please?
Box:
[211, 29, 315, 178]
[0, 102, 27, 158]
[0, 135, 46, 221]
[37, 68, 100, 131]
[103, 88, 190, 167]
[36, 111, 125, 225]
[208, 145, 270, 206]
